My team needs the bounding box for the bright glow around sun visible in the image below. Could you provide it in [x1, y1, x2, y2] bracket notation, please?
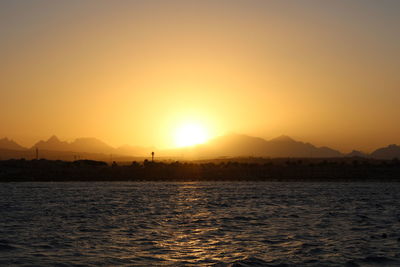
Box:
[174, 122, 209, 147]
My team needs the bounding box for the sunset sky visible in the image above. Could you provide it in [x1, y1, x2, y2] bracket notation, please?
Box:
[1, 0, 399, 152]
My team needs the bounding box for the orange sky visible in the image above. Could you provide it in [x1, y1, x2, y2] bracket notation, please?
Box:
[0, 1, 399, 152]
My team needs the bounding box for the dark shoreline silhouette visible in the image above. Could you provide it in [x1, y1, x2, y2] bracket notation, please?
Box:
[1, 157, 399, 182]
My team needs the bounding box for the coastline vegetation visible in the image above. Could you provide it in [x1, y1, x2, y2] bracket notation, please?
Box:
[1, 157, 399, 182]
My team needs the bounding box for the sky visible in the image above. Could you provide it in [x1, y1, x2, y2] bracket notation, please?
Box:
[0, 0, 399, 152]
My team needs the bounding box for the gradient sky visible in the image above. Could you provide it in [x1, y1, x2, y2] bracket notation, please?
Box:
[1, 0, 399, 152]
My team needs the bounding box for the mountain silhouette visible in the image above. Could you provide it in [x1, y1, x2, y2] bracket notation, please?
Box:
[371, 144, 400, 160]
[164, 133, 343, 158]
[1, 134, 399, 160]
[269, 135, 295, 142]
[32, 135, 71, 151]
[0, 138, 26, 151]
[32, 136, 116, 154]
[30, 135, 151, 158]
[69, 138, 114, 154]
[346, 150, 368, 158]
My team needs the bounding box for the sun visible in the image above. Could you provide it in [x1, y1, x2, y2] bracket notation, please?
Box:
[174, 122, 209, 148]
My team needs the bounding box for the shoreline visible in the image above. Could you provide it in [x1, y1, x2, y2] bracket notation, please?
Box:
[1, 158, 400, 182]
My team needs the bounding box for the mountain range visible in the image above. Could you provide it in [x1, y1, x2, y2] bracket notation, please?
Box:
[0, 134, 399, 160]
[0, 138, 26, 151]
[31, 135, 153, 157]
[161, 134, 343, 159]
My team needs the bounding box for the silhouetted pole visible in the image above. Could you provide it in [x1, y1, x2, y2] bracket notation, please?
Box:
[151, 151, 154, 162]
[35, 148, 39, 160]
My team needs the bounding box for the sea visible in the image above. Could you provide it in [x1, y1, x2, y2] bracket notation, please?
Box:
[1, 182, 400, 266]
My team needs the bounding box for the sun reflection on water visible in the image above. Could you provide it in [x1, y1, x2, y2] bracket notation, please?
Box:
[152, 182, 224, 264]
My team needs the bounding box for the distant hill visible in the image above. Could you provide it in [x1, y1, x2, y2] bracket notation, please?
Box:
[162, 134, 343, 158]
[1, 134, 399, 161]
[33, 136, 115, 154]
[0, 138, 26, 151]
[371, 145, 400, 160]
[346, 150, 368, 158]
[69, 137, 115, 154]
[32, 135, 70, 151]
[30, 135, 152, 159]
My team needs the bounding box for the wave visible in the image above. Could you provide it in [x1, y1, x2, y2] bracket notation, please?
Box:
[0, 243, 17, 251]
[346, 256, 400, 267]
[213, 257, 290, 267]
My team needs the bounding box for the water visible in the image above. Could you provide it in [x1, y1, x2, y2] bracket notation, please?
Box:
[1, 182, 400, 266]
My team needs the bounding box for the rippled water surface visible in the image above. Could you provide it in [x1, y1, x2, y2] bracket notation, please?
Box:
[1, 182, 400, 266]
